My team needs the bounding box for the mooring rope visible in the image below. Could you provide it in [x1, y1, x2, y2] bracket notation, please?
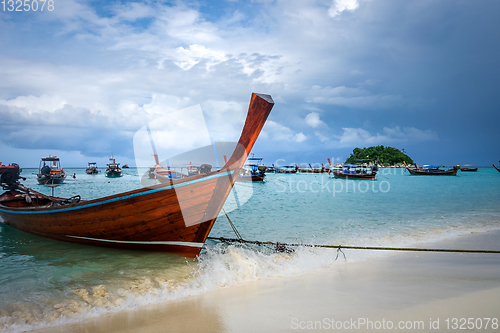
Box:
[222, 208, 243, 241]
[206, 236, 500, 254]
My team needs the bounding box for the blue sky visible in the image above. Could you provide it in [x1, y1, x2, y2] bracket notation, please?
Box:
[1, 0, 499, 167]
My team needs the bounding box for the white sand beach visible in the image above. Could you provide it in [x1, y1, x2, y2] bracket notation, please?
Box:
[32, 230, 500, 333]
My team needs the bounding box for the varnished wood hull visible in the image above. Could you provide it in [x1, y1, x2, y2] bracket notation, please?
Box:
[0, 93, 274, 257]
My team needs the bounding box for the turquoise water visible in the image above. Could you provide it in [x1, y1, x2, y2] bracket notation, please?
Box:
[1, 167, 499, 331]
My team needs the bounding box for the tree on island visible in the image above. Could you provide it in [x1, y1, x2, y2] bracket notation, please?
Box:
[345, 146, 414, 166]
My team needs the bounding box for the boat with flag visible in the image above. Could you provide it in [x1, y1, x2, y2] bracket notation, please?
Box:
[105, 156, 123, 177]
[0, 93, 274, 257]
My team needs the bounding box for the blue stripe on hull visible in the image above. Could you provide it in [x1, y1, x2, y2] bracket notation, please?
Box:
[0, 171, 235, 215]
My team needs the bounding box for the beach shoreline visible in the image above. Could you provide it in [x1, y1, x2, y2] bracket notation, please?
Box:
[30, 229, 500, 333]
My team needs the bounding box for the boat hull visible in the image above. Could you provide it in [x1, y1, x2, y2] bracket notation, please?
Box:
[0, 170, 236, 256]
[236, 174, 265, 182]
[37, 175, 66, 185]
[406, 168, 457, 176]
[105, 170, 122, 177]
[330, 170, 376, 180]
[493, 164, 500, 173]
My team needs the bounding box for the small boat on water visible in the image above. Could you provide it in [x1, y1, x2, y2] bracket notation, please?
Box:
[237, 157, 266, 182]
[493, 163, 500, 173]
[37, 156, 66, 185]
[105, 156, 122, 177]
[122, 164, 130, 168]
[85, 162, 99, 175]
[151, 163, 209, 183]
[404, 162, 458, 176]
[0, 93, 274, 257]
[329, 164, 377, 180]
[459, 164, 478, 172]
[274, 165, 297, 174]
[295, 164, 325, 173]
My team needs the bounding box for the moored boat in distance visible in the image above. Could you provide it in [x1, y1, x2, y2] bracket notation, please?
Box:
[0, 93, 274, 257]
[329, 164, 377, 180]
[274, 165, 297, 174]
[295, 164, 325, 173]
[459, 164, 478, 172]
[403, 161, 458, 176]
[105, 156, 122, 177]
[85, 162, 99, 175]
[493, 163, 500, 173]
[237, 156, 266, 182]
[37, 156, 66, 185]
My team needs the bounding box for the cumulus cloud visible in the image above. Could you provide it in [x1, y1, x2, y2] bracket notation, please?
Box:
[328, 0, 360, 18]
[262, 121, 307, 143]
[305, 112, 327, 128]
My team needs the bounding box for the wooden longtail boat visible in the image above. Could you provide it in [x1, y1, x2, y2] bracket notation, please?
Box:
[37, 156, 66, 185]
[0, 93, 274, 257]
[459, 164, 478, 172]
[493, 164, 500, 173]
[274, 165, 297, 174]
[295, 164, 325, 173]
[404, 162, 458, 176]
[329, 164, 377, 180]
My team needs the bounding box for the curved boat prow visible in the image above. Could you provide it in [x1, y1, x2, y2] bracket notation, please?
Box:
[222, 93, 274, 171]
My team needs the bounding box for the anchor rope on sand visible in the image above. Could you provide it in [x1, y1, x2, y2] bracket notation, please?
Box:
[335, 246, 346, 261]
[206, 236, 500, 257]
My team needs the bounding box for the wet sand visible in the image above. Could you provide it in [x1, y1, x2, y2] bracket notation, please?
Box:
[33, 230, 500, 333]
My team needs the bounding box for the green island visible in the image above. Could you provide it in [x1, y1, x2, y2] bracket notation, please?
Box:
[345, 145, 414, 166]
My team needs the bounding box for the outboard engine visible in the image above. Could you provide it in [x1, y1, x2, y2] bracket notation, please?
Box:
[41, 165, 51, 175]
[199, 164, 212, 174]
[0, 163, 23, 189]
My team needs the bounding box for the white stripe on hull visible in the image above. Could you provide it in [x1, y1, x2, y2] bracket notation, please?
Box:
[66, 235, 204, 248]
